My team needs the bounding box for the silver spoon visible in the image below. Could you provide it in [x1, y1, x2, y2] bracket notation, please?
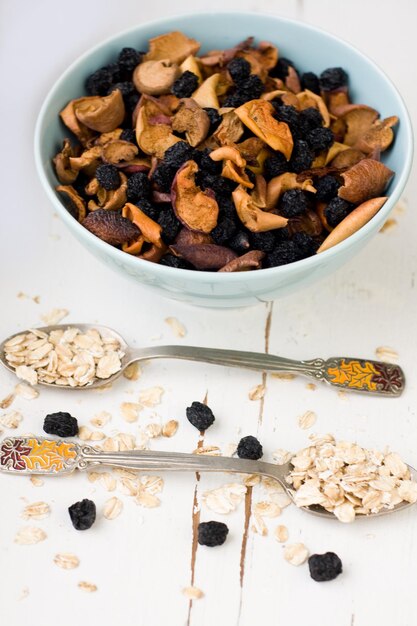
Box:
[0, 324, 405, 396]
[0, 436, 415, 520]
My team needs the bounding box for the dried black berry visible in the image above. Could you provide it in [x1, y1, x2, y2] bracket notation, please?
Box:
[280, 189, 310, 217]
[43, 412, 78, 437]
[198, 173, 235, 196]
[315, 175, 341, 201]
[193, 147, 221, 174]
[308, 552, 342, 582]
[198, 521, 229, 547]
[158, 205, 181, 244]
[186, 401, 215, 431]
[118, 47, 142, 74]
[291, 232, 318, 256]
[135, 199, 159, 221]
[124, 92, 140, 114]
[228, 230, 251, 254]
[86, 64, 121, 96]
[68, 499, 96, 531]
[152, 162, 176, 192]
[306, 127, 334, 153]
[203, 107, 222, 132]
[289, 140, 313, 173]
[120, 128, 137, 144]
[95, 164, 120, 191]
[223, 75, 264, 107]
[325, 197, 354, 227]
[211, 215, 238, 246]
[172, 71, 199, 98]
[164, 142, 194, 168]
[249, 231, 276, 253]
[223, 92, 246, 108]
[264, 153, 289, 179]
[237, 435, 263, 460]
[299, 107, 323, 136]
[266, 240, 303, 267]
[127, 171, 151, 202]
[108, 81, 136, 98]
[319, 67, 348, 91]
[301, 71, 320, 94]
[228, 57, 251, 85]
[273, 104, 300, 138]
[160, 254, 191, 269]
[271, 57, 295, 79]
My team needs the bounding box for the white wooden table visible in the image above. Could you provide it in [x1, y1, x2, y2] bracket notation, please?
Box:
[1, 2, 416, 625]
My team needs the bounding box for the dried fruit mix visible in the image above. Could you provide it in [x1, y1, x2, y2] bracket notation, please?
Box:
[53, 31, 398, 271]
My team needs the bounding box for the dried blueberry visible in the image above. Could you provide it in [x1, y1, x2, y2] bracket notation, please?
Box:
[299, 107, 323, 136]
[164, 142, 194, 168]
[198, 521, 229, 547]
[301, 71, 320, 94]
[266, 240, 303, 267]
[86, 64, 120, 96]
[325, 197, 354, 227]
[308, 552, 342, 582]
[160, 254, 191, 269]
[228, 57, 251, 85]
[95, 164, 120, 191]
[193, 147, 221, 174]
[264, 153, 289, 179]
[118, 47, 142, 74]
[273, 104, 300, 138]
[186, 401, 215, 431]
[198, 173, 235, 196]
[271, 57, 295, 79]
[228, 230, 251, 254]
[152, 162, 176, 192]
[289, 140, 313, 173]
[127, 171, 151, 202]
[203, 108, 222, 132]
[319, 67, 348, 91]
[211, 215, 238, 246]
[172, 71, 199, 98]
[237, 435, 263, 460]
[158, 205, 181, 244]
[280, 189, 310, 217]
[68, 499, 96, 531]
[249, 231, 276, 253]
[108, 81, 136, 98]
[315, 175, 341, 201]
[135, 199, 159, 221]
[306, 127, 334, 153]
[291, 232, 318, 256]
[120, 128, 137, 144]
[43, 412, 78, 437]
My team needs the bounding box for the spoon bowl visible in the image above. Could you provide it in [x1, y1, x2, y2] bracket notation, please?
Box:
[0, 324, 405, 396]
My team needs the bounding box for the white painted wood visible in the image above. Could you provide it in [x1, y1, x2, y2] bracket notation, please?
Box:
[1, 2, 416, 625]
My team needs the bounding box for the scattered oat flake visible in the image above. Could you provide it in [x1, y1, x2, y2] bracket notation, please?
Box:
[78, 426, 93, 441]
[283, 543, 309, 566]
[375, 346, 399, 363]
[54, 553, 79, 569]
[40, 308, 69, 325]
[145, 423, 162, 438]
[254, 501, 281, 518]
[139, 386, 164, 407]
[0, 392, 15, 409]
[379, 218, 397, 233]
[103, 496, 123, 520]
[306, 383, 316, 391]
[165, 317, 186, 338]
[338, 390, 348, 401]
[251, 512, 268, 536]
[162, 419, 178, 437]
[14, 527, 47, 545]
[90, 411, 112, 428]
[275, 525, 289, 543]
[120, 402, 141, 422]
[182, 586, 204, 600]
[21, 501, 50, 520]
[298, 410, 317, 430]
[30, 476, 44, 487]
[15, 365, 37, 386]
[1, 410, 23, 429]
[272, 448, 293, 465]
[193, 445, 221, 456]
[78, 581, 97, 593]
[271, 372, 297, 380]
[15, 383, 39, 400]
[203, 482, 246, 514]
[248, 383, 266, 400]
[123, 362, 142, 381]
[244, 474, 261, 487]
[18, 587, 30, 601]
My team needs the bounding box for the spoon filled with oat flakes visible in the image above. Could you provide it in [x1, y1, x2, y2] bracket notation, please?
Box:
[0, 324, 404, 395]
[0, 433, 416, 521]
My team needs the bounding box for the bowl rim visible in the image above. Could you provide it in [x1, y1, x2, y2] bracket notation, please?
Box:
[34, 10, 414, 283]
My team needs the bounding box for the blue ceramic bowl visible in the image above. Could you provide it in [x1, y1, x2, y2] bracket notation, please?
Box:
[34, 12, 413, 308]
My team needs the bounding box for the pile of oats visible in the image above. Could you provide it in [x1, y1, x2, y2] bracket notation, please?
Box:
[287, 434, 417, 522]
[3, 327, 125, 387]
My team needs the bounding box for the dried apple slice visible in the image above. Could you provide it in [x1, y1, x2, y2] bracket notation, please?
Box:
[171, 161, 219, 233]
[218, 250, 265, 272]
[74, 90, 125, 133]
[192, 74, 220, 109]
[122, 202, 164, 248]
[171, 99, 210, 147]
[234, 100, 293, 159]
[135, 100, 180, 158]
[317, 197, 388, 253]
[56, 185, 86, 221]
[232, 185, 288, 232]
[213, 110, 244, 145]
[144, 31, 200, 65]
[356, 116, 399, 153]
[53, 139, 78, 184]
[296, 90, 331, 127]
[338, 159, 394, 204]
